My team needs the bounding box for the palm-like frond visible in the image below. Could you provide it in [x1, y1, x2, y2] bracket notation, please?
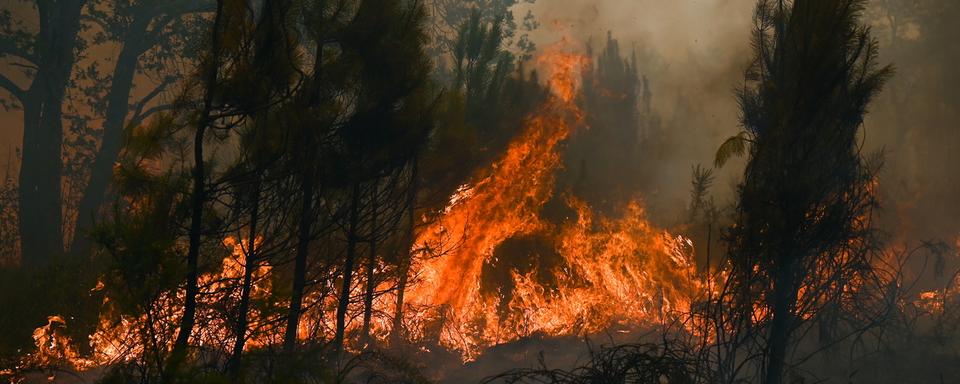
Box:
[714, 131, 751, 167]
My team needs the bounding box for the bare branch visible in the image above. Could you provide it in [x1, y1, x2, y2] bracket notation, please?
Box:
[0, 72, 25, 101]
[130, 76, 176, 120]
[129, 102, 184, 128]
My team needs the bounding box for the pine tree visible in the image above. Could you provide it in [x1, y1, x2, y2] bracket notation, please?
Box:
[717, 1, 892, 382]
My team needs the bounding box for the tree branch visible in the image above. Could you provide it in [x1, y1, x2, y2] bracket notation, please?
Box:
[130, 75, 176, 117]
[0, 72, 26, 101]
[129, 102, 186, 128]
[0, 37, 36, 65]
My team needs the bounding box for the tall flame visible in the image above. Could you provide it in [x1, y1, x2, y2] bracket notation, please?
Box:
[406, 47, 588, 315]
[396, 43, 705, 360]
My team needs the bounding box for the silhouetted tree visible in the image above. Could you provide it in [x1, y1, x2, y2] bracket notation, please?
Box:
[715, 1, 892, 382]
[70, 0, 210, 257]
[0, 0, 87, 265]
[427, 0, 537, 67]
[330, 0, 434, 358]
[164, 0, 229, 378]
[561, 31, 646, 215]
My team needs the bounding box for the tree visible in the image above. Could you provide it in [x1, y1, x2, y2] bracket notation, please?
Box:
[560, 31, 646, 215]
[715, 1, 892, 383]
[0, 0, 88, 265]
[329, 0, 433, 357]
[70, 0, 210, 257]
[426, 0, 537, 67]
[279, 0, 341, 355]
[222, 0, 296, 375]
[447, 11, 547, 168]
[164, 0, 228, 378]
[387, 11, 548, 344]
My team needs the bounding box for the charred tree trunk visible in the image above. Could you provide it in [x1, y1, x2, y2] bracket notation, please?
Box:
[360, 182, 378, 347]
[166, 91, 206, 378]
[283, 16, 322, 353]
[18, 95, 65, 265]
[334, 181, 362, 356]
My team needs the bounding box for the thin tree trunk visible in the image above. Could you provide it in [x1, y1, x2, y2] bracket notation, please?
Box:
[360, 182, 378, 347]
[166, 0, 225, 378]
[391, 156, 418, 343]
[334, 181, 362, 356]
[283, 171, 313, 353]
[282, 16, 323, 353]
[229, 178, 260, 377]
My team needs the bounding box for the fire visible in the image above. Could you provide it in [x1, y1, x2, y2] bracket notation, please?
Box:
[87, 236, 273, 365]
[403, 48, 588, 321]
[18, 42, 709, 371]
[394, 43, 706, 360]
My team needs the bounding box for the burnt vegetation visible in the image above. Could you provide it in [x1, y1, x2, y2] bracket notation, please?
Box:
[0, 0, 957, 383]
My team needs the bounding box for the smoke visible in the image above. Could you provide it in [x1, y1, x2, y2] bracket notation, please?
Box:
[516, 0, 960, 258]
[516, 0, 757, 223]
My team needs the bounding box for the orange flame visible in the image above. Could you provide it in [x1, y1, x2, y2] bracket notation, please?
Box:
[21, 42, 709, 370]
[393, 43, 705, 360]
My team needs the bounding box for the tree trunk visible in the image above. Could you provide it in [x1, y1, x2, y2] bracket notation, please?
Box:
[165, 1, 225, 378]
[166, 105, 205, 375]
[282, 14, 323, 353]
[18, 96, 64, 266]
[283, 171, 313, 353]
[18, 0, 87, 266]
[334, 181, 361, 356]
[360, 182, 378, 347]
[391, 156, 418, 343]
[764, 258, 798, 384]
[229, 178, 260, 377]
[70, 32, 146, 257]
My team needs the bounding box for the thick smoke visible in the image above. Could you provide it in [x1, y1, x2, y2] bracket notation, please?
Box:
[517, 0, 960, 253]
[516, 0, 756, 223]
